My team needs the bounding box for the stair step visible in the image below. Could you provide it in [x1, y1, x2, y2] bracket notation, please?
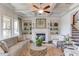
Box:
[72, 28, 76, 30]
[72, 26, 79, 39]
[72, 37, 79, 39]
[72, 27, 75, 29]
[72, 30, 79, 32]
[72, 31, 79, 33]
[72, 29, 78, 31]
[72, 27, 76, 29]
[73, 39, 79, 40]
[72, 34, 79, 36]
[72, 33, 79, 35]
[72, 36, 79, 37]
[72, 30, 77, 31]
[71, 39, 79, 40]
[72, 33, 79, 34]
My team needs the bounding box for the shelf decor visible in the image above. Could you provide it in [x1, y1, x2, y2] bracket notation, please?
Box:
[54, 23, 58, 26]
[36, 18, 46, 28]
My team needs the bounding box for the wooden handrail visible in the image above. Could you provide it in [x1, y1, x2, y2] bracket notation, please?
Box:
[72, 24, 79, 31]
[73, 11, 79, 25]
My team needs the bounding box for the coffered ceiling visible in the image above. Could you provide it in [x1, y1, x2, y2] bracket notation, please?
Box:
[1, 3, 74, 17]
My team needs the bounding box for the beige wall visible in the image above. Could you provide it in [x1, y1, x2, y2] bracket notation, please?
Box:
[0, 4, 18, 18]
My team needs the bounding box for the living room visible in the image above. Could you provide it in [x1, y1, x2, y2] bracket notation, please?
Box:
[0, 3, 79, 56]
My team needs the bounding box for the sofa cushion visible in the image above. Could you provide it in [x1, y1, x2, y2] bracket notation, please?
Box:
[0, 41, 8, 53]
[18, 35, 26, 42]
[8, 40, 28, 56]
[3, 37, 18, 48]
[22, 34, 27, 40]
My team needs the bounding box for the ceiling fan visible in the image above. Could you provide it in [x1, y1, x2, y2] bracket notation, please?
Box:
[32, 3, 50, 14]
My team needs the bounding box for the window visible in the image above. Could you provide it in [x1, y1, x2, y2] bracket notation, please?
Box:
[13, 19, 19, 36]
[2, 16, 11, 39]
[0, 16, 20, 39]
[0, 16, 2, 39]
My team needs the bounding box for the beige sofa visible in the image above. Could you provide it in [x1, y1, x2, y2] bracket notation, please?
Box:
[0, 35, 29, 56]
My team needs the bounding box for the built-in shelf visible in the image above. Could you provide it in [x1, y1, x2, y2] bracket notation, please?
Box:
[50, 22, 59, 35]
[22, 20, 32, 35]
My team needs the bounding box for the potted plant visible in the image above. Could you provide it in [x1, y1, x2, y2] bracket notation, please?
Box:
[63, 35, 70, 44]
[36, 36, 43, 46]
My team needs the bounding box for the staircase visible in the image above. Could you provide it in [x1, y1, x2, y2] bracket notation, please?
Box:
[72, 25, 79, 40]
[72, 11, 79, 40]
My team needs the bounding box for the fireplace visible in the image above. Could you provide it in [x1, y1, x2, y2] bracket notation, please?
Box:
[32, 29, 50, 42]
[36, 33, 45, 41]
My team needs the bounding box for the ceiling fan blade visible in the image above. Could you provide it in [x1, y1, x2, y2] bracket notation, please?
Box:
[32, 10, 36, 12]
[44, 11, 50, 13]
[33, 5, 39, 9]
[32, 9, 38, 12]
[43, 5, 50, 10]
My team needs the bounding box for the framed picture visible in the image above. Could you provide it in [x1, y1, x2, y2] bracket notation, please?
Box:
[36, 18, 46, 28]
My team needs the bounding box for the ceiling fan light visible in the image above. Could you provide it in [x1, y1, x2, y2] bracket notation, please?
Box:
[38, 9, 43, 13]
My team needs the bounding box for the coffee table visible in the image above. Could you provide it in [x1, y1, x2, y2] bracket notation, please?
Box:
[30, 45, 47, 56]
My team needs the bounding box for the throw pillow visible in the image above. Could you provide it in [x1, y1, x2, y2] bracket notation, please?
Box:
[0, 47, 4, 54]
[0, 41, 8, 53]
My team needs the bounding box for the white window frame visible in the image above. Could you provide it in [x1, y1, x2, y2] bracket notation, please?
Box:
[0, 16, 2, 40]
[0, 15, 20, 40]
[2, 16, 12, 39]
[13, 18, 20, 36]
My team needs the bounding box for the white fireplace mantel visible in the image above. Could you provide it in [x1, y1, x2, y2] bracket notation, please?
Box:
[32, 29, 50, 42]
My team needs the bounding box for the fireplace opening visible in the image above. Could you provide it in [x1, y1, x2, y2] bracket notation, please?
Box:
[36, 33, 45, 41]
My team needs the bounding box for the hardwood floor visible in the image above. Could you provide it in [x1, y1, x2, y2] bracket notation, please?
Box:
[46, 44, 64, 56]
[25, 43, 64, 56]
